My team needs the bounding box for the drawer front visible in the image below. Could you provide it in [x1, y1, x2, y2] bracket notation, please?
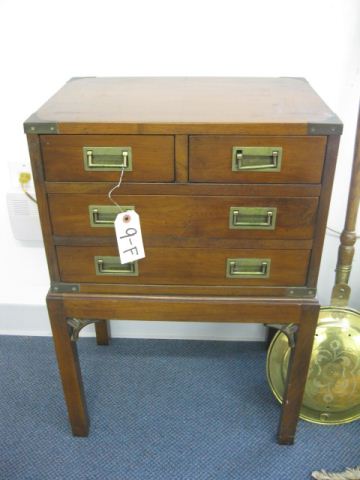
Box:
[57, 246, 310, 286]
[41, 135, 175, 182]
[49, 194, 319, 240]
[189, 135, 326, 183]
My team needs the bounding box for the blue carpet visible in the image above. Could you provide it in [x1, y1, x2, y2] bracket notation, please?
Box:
[0, 336, 359, 480]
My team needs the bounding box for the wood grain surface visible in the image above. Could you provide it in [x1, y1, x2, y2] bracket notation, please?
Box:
[25, 77, 341, 135]
[49, 193, 319, 240]
[56, 246, 310, 286]
[61, 292, 313, 325]
[189, 135, 326, 183]
[45, 181, 322, 197]
[41, 134, 174, 182]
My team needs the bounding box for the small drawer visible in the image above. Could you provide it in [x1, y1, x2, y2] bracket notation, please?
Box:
[41, 135, 175, 182]
[189, 135, 326, 183]
[57, 246, 310, 286]
[49, 194, 319, 241]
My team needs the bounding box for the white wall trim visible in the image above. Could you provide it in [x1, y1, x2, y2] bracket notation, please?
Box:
[0, 303, 267, 341]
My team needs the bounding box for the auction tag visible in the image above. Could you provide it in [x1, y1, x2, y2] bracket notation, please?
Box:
[114, 211, 145, 264]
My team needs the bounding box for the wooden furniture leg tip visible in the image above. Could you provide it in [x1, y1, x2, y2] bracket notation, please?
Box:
[277, 435, 295, 445]
[95, 320, 110, 346]
[96, 338, 110, 346]
[71, 425, 90, 437]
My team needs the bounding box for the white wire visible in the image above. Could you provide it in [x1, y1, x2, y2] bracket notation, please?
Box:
[326, 226, 360, 238]
[108, 168, 125, 211]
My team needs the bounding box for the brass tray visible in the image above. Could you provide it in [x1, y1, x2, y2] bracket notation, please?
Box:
[267, 307, 360, 424]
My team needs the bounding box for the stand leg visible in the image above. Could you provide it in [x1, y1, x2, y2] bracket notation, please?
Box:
[47, 294, 89, 436]
[95, 320, 110, 345]
[277, 304, 319, 444]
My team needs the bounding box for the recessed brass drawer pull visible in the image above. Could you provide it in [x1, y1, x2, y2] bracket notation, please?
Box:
[232, 147, 282, 172]
[83, 147, 133, 171]
[95, 256, 139, 276]
[226, 258, 271, 278]
[229, 207, 277, 230]
[89, 205, 134, 227]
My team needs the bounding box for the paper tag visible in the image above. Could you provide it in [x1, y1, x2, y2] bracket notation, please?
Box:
[114, 211, 145, 264]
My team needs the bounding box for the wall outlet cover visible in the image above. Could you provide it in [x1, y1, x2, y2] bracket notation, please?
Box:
[6, 192, 42, 241]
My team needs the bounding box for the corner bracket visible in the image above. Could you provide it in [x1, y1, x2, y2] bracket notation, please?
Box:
[267, 324, 299, 348]
[67, 318, 101, 342]
[51, 282, 80, 293]
[24, 122, 59, 134]
[308, 122, 343, 136]
[286, 287, 316, 298]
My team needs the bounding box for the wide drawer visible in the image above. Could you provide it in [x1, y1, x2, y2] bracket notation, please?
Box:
[189, 135, 326, 183]
[49, 194, 318, 240]
[57, 246, 310, 286]
[41, 135, 175, 182]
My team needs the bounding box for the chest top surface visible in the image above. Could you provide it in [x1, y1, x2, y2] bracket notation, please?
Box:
[24, 77, 342, 136]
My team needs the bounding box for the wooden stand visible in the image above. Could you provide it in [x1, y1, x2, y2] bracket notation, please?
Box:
[47, 292, 319, 444]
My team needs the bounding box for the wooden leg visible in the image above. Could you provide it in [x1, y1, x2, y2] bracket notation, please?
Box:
[95, 320, 110, 345]
[277, 303, 319, 444]
[47, 294, 89, 436]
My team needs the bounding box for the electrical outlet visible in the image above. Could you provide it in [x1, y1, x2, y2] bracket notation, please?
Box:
[6, 192, 42, 241]
[8, 162, 34, 191]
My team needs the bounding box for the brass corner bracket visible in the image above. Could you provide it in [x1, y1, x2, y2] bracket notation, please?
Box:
[24, 122, 59, 134]
[67, 318, 101, 342]
[267, 324, 299, 348]
[51, 283, 80, 293]
[308, 122, 343, 136]
[286, 287, 316, 298]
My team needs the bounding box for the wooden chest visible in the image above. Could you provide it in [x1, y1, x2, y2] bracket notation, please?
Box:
[24, 77, 342, 444]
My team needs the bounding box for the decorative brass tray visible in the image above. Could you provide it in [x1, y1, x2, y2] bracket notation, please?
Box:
[267, 307, 360, 424]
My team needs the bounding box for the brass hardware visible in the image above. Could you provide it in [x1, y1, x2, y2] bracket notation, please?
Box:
[229, 207, 277, 230]
[267, 307, 360, 425]
[232, 147, 282, 172]
[226, 258, 271, 279]
[24, 122, 59, 134]
[83, 147, 133, 171]
[67, 318, 101, 342]
[330, 283, 351, 307]
[95, 256, 139, 276]
[89, 205, 134, 227]
[335, 264, 352, 285]
[308, 122, 343, 135]
[267, 324, 298, 349]
[286, 287, 317, 298]
[51, 282, 80, 293]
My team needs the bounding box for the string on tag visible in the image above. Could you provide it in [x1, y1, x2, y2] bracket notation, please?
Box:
[108, 168, 125, 212]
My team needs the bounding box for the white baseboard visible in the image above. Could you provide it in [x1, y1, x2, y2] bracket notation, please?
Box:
[0, 303, 267, 341]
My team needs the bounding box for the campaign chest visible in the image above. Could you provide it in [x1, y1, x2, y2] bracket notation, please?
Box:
[24, 77, 342, 443]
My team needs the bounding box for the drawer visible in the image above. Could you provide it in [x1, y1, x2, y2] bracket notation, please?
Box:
[57, 246, 310, 286]
[41, 135, 175, 182]
[189, 136, 326, 183]
[49, 194, 319, 240]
